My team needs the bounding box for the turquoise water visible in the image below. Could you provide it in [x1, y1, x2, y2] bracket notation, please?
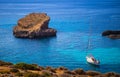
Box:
[0, 1, 120, 73]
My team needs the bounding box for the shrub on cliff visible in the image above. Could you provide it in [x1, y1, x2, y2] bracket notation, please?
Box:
[41, 70, 52, 77]
[0, 71, 10, 74]
[59, 73, 71, 77]
[0, 60, 13, 66]
[10, 68, 19, 73]
[24, 72, 41, 77]
[14, 63, 38, 70]
[15, 72, 23, 76]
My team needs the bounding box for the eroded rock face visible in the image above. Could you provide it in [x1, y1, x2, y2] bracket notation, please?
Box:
[102, 30, 120, 39]
[13, 13, 57, 38]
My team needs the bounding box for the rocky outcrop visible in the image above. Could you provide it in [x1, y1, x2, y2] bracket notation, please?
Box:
[86, 70, 101, 76]
[102, 30, 120, 39]
[0, 60, 120, 77]
[13, 13, 57, 38]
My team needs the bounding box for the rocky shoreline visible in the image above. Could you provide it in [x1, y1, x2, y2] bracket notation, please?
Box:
[0, 60, 119, 77]
[102, 30, 120, 39]
[13, 13, 57, 38]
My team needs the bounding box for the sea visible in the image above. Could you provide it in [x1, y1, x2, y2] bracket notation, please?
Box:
[0, 0, 120, 73]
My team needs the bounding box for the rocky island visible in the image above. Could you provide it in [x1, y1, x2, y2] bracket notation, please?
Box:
[102, 30, 120, 39]
[13, 13, 57, 38]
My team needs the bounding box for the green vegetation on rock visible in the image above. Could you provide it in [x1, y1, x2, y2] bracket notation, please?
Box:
[10, 68, 19, 73]
[24, 72, 41, 77]
[0, 60, 13, 66]
[14, 62, 38, 70]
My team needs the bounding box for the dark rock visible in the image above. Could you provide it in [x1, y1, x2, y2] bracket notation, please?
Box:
[104, 72, 120, 77]
[86, 70, 101, 76]
[57, 66, 68, 71]
[64, 70, 76, 75]
[76, 75, 89, 77]
[102, 30, 120, 39]
[13, 13, 57, 38]
[0, 60, 13, 66]
[45, 66, 56, 73]
[73, 68, 86, 75]
[38, 66, 44, 71]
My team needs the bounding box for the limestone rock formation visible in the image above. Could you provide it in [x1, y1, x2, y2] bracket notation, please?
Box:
[13, 13, 57, 38]
[102, 30, 120, 39]
[0, 60, 120, 77]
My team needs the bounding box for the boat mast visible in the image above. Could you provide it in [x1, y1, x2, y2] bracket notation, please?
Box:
[86, 18, 92, 53]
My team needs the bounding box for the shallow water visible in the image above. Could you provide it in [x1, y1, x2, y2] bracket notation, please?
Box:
[0, 1, 120, 73]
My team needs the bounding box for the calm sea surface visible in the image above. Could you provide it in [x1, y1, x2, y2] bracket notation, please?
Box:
[0, 1, 120, 73]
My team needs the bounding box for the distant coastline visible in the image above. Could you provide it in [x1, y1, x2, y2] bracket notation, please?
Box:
[0, 60, 120, 77]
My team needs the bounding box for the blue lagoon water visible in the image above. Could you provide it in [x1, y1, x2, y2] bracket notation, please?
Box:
[0, 0, 120, 73]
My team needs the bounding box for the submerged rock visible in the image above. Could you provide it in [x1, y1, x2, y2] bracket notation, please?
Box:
[102, 30, 120, 39]
[13, 13, 57, 38]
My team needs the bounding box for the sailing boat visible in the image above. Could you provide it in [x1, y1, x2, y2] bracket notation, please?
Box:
[86, 23, 100, 66]
[86, 54, 100, 66]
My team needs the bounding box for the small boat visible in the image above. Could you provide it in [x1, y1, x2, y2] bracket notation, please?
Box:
[86, 54, 100, 66]
[85, 22, 100, 66]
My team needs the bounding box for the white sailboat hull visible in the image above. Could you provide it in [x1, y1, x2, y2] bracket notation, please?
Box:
[86, 56, 100, 66]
